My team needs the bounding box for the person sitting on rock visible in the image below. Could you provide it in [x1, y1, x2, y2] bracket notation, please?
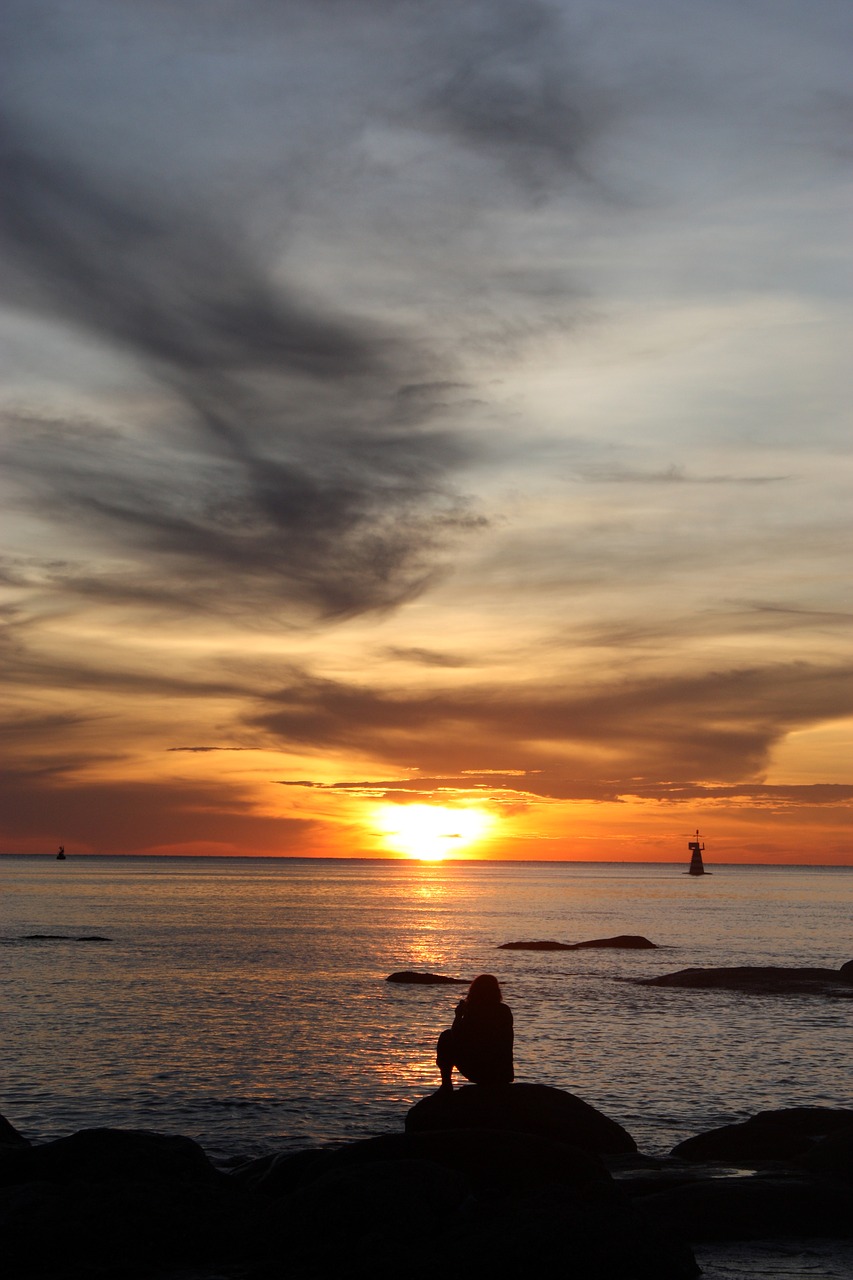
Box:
[436, 973, 514, 1091]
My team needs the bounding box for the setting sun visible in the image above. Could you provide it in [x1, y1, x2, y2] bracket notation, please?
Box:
[374, 803, 493, 860]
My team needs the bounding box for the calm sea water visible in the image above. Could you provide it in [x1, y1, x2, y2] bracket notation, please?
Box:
[1, 856, 851, 1163]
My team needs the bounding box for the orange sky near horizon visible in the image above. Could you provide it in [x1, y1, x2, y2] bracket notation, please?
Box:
[1, 3, 851, 865]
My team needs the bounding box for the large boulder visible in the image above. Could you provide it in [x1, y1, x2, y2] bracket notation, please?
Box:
[249, 1128, 697, 1279]
[671, 1108, 853, 1163]
[0, 1114, 29, 1148]
[406, 1083, 637, 1155]
[0, 1128, 264, 1278]
[236, 1126, 613, 1199]
[799, 1128, 853, 1182]
[643, 965, 853, 995]
[0, 1126, 222, 1188]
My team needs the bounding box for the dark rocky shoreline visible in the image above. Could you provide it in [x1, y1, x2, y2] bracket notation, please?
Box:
[3, 1088, 852, 1279]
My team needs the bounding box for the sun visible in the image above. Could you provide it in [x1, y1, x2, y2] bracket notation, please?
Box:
[374, 803, 493, 860]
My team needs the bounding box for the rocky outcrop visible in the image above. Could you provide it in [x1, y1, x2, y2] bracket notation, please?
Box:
[670, 1107, 853, 1163]
[0, 1125, 264, 1279]
[634, 1171, 853, 1242]
[233, 1126, 697, 1279]
[642, 964, 853, 995]
[799, 1128, 853, 1182]
[406, 1083, 638, 1155]
[500, 935, 656, 950]
[0, 1114, 29, 1147]
[0, 1116, 696, 1280]
[613, 1109, 853, 1245]
[0, 1126, 223, 1187]
[386, 970, 468, 984]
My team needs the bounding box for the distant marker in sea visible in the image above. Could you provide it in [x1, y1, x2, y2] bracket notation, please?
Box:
[56, 845, 66, 861]
[685, 829, 709, 876]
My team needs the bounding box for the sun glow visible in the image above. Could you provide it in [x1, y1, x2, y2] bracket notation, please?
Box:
[374, 803, 493, 860]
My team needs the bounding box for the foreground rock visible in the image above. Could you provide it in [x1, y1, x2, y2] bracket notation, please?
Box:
[234, 1127, 696, 1279]
[618, 1108, 853, 1245]
[406, 1083, 638, 1155]
[1, 1116, 695, 1279]
[0, 1126, 265, 1279]
[642, 964, 853, 995]
[500, 935, 656, 950]
[386, 970, 468, 984]
[6, 1103, 853, 1276]
[635, 1172, 853, 1242]
[671, 1107, 853, 1162]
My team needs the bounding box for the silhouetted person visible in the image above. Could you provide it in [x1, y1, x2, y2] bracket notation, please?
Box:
[436, 973, 513, 1090]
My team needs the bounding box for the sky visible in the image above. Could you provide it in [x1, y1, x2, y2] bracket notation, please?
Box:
[1, 0, 851, 863]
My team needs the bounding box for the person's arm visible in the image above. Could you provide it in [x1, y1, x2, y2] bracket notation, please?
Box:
[451, 998, 467, 1031]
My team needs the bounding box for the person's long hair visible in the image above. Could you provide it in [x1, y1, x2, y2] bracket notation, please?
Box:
[466, 973, 502, 1006]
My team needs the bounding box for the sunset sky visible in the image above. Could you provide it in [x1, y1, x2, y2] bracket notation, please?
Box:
[2, 0, 851, 863]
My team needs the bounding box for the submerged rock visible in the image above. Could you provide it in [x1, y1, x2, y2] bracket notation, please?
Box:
[570, 934, 657, 950]
[642, 965, 853, 995]
[406, 1082, 638, 1155]
[386, 970, 468, 984]
[20, 934, 112, 943]
[500, 935, 656, 950]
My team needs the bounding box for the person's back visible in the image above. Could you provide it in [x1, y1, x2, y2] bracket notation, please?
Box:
[436, 973, 514, 1089]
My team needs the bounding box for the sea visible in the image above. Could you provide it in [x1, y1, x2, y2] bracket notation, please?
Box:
[1, 856, 851, 1166]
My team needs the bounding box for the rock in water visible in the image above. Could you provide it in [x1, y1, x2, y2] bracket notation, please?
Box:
[569, 935, 657, 949]
[406, 1082, 637, 1155]
[386, 970, 468, 984]
[499, 940, 575, 950]
[643, 965, 853, 995]
[499, 935, 656, 950]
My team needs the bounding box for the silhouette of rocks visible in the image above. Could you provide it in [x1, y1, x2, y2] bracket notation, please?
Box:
[406, 1082, 637, 1155]
[643, 964, 853, 995]
[500, 935, 656, 950]
[7, 1106, 853, 1276]
[386, 970, 468, 983]
[798, 1128, 853, 1182]
[0, 1120, 697, 1279]
[0, 1126, 223, 1188]
[0, 1113, 29, 1148]
[635, 1173, 853, 1242]
[237, 1128, 696, 1279]
[671, 1107, 853, 1163]
[0, 1128, 265, 1279]
[235, 1127, 613, 1198]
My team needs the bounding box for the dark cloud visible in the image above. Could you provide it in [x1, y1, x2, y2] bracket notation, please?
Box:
[273, 772, 853, 808]
[0, 96, 483, 620]
[418, 3, 607, 196]
[250, 660, 853, 783]
[0, 765, 315, 855]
